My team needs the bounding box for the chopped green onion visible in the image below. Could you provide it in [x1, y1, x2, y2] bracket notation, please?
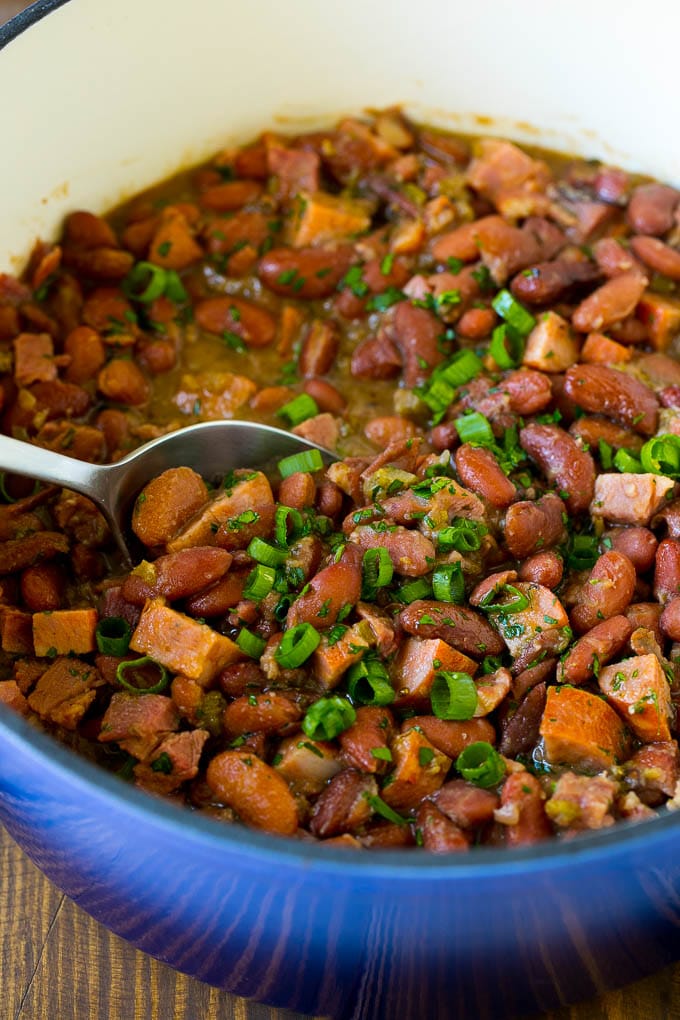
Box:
[437, 518, 486, 553]
[456, 741, 506, 788]
[116, 656, 169, 695]
[275, 505, 305, 546]
[273, 594, 294, 622]
[598, 438, 614, 470]
[567, 534, 599, 571]
[302, 695, 356, 740]
[123, 261, 167, 303]
[613, 448, 642, 473]
[346, 657, 395, 706]
[236, 627, 267, 658]
[164, 270, 188, 303]
[490, 322, 524, 369]
[277, 393, 320, 427]
[432, 562, 465, 603]
[278, 448, 324, 478]
[95, 617, 132, 656]
[243, 564, 276, 601]
[455, 411, 494, 447]
[479, 583, 530, 614]
[396, 578, 433, 604]
[639, 434, 680, 479]
[363, 793, 408, 826]
[491, 289, 536, 337]
[246, 536, 288, 567]
[275, 622, 321, 667]
[361, 547, 394, 598]
[367, 287, 405, 312]
[370, 746, 393, 762]
[481, 655, 503, 675]
[431, 670, 478, 720]
[438, 349, 484, 387]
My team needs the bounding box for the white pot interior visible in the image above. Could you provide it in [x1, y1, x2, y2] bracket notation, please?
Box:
[0, 0, 676, 272]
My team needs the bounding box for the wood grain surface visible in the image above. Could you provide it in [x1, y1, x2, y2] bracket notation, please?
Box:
[1, 2, 680, 1018]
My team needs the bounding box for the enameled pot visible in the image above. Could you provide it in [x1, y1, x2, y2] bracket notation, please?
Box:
[1, 2, 680, 1016]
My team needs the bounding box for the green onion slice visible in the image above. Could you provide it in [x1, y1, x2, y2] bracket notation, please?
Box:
[301, 694, 356, 740]
[363, 793, 408, 826]
[278, 393, 320, 427]
[116, 656, 169, 695]
[95, 617, 132, 656]
[431, 670, 478, 720]
[491, 288, 536, 337]
[275, 622, 321, 668]
[481, 655, 503, 675]
[243, 564, 276, 601]
[361, 547, 394, 598]
[639, 434, 680, 479]
[396, 578, 433, 604]
[236, 627, 267, 659]
[613, 448, 642, 473]
[246, 536, 288, 567]
[346, 657, 395, 706]
[123, 261, 168, 303]
[598, 439, 613, 470]
[432, 562, 465, 603]
[489, 322, 524, 369]
[164, 270, 188, 303]
[455, 411, 495, 447]
[278, 448, 324, 478]
[479, 583, 530, 614]
[567, 533, 599, 571]
[456, 741, 506, 788]
[437, 519, 485, 553]
[275, 505, 305, 546]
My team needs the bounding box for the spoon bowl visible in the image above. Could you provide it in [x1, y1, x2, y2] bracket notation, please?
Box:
[0, 421, 336, 562]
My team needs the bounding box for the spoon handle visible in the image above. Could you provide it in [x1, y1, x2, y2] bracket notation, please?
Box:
[0, 433, 103, 499]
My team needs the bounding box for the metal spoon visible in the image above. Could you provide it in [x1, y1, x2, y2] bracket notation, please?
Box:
[0, 421, 336, 563]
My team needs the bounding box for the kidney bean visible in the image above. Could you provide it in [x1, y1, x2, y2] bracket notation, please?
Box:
[454, 444, 516, 508]
[624, 602, 663, 647]
[97, 359, 149, 406]
[96, 408, 130, 458]
[338, 706, 395, 774]
[510, 258, 600, 305]
[206, 750, 299, 835]
[502, 369, 552, 415]
[349, 524, 435, 577]
[499, 773, 552, 847]
[259, 245, 354, 299]
[653, 497, 680, 539]
[298, 319, 339, 377]
[389, 301, 445, 387]
[199, 179, 263, 212]
[503, 493, 566, 560]
[518, 550, 563, 588]
[571, 271, 647, 333]
[20, 562, 64, 611]
[592, 237, 645, 279]
[64, 210, 118, 249]
[195, 296, 276, 348]
[406, 716, 496, 758]
[563, 364, 658, 435]
[627, 183, 680, 236]
[431, 215, 503, 263]
[654, 538, 680, 604]
[519, 423, 595, 514]
[350, 332, 402, 380]
[569, 416, 643, 454]
[364, 415, 418, 448]
[399, 600, 504, 659]
[278, 471, 316, 510]
[310, 769, 377, 838]
[63, 326, 106, 384]
[456, 306, 497, 339]
[122, 547, 233, 604]
[630, 235, 680, 281]
[132, 466, 208, 547]
[434, 779, 499, 828]
[63, 246, 134, 281]
[511, 658, 556, 700]
[570, 550, 637, 633]
[417, 803, 470, 853]
[136, 339, 176, 375]
[660, 599, 680, 641]
[302, 378, 345, 414]
[287, 545, 362, 629]
[223, 691, 302, 738]
[605, 527, 658, 573]
[559, 615, 633, 685]
[499, 683, 547, 757]
[26, 380, 92, 424]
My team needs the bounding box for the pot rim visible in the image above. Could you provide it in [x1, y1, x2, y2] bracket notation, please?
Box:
[1, 0, 679, 882]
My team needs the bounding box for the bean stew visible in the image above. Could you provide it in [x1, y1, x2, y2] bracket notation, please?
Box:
[2, 109, 680, 851]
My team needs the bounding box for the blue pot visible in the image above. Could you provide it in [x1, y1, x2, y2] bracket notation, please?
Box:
[2, 705, 680, 1018]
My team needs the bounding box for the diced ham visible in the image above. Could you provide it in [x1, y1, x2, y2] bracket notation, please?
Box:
[167, 470, 274, 552]
[522, 311, 579, 373]
[623, 740, 680, 805]
[392, 637, 478, 708]
[133, 728, 210, 794]
[466, 139, 552, 216]
[98, 691, 180, 759]
[312, 621, 374, 688]
[13, 332, 58, 386]
[545, 771, 617, 830]
[274, 735, 342, 795]
[349, 522, 435, 577]
[129, 598, 241, 685]
[540, 685, 630, 770]
[0, 679, 30, 716]
[32, 608, 98, 657]
[381, 728, 451, 811]
[27, 657, 102, 730]
[173, 371, 257, 420]
[288, 190, 372, 247]
[598, 652, 673, 742]
[590, 472, 676, 526]
[484, 582, 570, 671]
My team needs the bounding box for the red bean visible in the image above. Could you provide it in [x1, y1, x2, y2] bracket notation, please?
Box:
[518, 551, 563, 588]
[519, 423, 595, 514]
[660, 599, 680, 641]
[654, 538, 680, 604]
[563, 364, 659, 436]
[605, 527, 658, 574]
[627, 183, 679, 236]
[97, 359, 149, 406]
[502, 369, 552, 415]
[259, 246, 354, 299]
[570, 551, 637, 633]
[303, 378, 346, 414]
[455, 444, 516, 509]
[503, 493, 566, 560]
[298, 320, 339, 377]
[559, 615, 633, 685]
[206, 750, 298, 835]
[630, 235, 680, 281]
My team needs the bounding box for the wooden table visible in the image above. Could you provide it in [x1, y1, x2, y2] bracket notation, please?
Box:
[1, 2, 680, 1017]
